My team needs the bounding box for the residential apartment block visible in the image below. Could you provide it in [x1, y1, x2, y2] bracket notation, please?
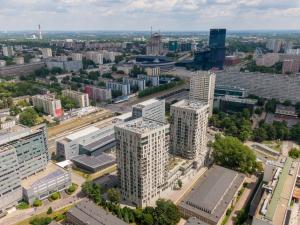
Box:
[189, 71, 216, 115]
[106, 81, 130, 96]
[41, 48, 53, 58]
[84, 85, 112, 102]
[115, 118, 169, 207]
[62, 90, 89, 108]
[170, 100, 209, 164]
[32, 94, 63, 117]
[132, 98, 165, 123]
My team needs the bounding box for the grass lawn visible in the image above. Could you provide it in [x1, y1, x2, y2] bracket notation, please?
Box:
[262, 140, 282, 152]
[14, 205, 73, 225]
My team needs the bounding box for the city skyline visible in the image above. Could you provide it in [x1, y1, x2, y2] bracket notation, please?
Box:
[0, 0, 300, 31]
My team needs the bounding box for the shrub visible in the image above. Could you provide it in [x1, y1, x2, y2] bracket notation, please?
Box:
[32, 199, 42, 207]
[17, 201, 30, 210]
[50, 192, 60, 201]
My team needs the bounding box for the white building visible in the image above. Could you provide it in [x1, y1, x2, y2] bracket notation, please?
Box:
[71, 53, 83, 61]
[115, 118, 169, 207]
[132, 98, 165, 123]
[2, 46, 14, 57]
[32, 94, 63, 118]
[0, 60, 6, 67]
[170, 100, 209, 164]
[85, 51, 103, 65]
[62, 90, 89, 108]
[41, 48, 53, 58]
[189, 71, 216, 115]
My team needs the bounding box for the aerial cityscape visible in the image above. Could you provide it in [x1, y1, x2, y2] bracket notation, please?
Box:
[0, 1, 300, 225]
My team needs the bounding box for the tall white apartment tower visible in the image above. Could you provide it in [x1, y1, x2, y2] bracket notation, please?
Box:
[170, 100, 209, 165]
[189, 71, 216, 115]
[132, 98, 165, 123]
[115, 118, 169, 207]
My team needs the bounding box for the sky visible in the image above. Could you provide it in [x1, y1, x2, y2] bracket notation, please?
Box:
[0, 0, 300, 31]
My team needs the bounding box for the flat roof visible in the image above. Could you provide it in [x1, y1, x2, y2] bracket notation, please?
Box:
[133, 98, 160, 108]
[179, 165, 245, 223]
[115, 118, 168, 134]
[185, 217, 211, 225]
[0, 125, 32, 145]
[22, 162, 68, 189]
[66, 126, 99, 141]
[172, 99, 209, 111]
[82, 133, 115, 151]
[67, 199, 128, 225]
[71, 154, 115, 170]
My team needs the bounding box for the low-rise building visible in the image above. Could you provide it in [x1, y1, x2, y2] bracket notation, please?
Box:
[32, 94, 63, 117]
[275, 104, 298, 117]
[62, 90, 89, 108]
[66, 199, 128, 225]
[22, 162, 71, 204]
[215, 96, 257, 113]
[179, 165, 245, 225]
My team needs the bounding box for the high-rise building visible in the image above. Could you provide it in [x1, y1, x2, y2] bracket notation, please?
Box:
[266, 39, 283, 53]
[115, 118, 169, 207]
[209, 29, 226, 70]
[0, 124, 49, 211]
[146, 32, 163, 56]
[170, 100, 209, 164]
[85, 51, 103, 65]
[71, 53, 83, 61]
[32, 94, 63, 117]
[106, 81, 130, 96]
[189, 71, 216, 115]
[132, 98, 165, 123]
[41, 48, 53, 58]
[2, 46, 14, 57]
[84, 85, 112, 102]
[282, 59, 300, 74]
[62, 90, 89, 108]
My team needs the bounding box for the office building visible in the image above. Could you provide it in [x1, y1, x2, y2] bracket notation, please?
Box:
[132, 98, 165, 123]
[123, 77, 146, 91]
[32, 94, 63, 117]
[216, 72, 300, 103]
[0, 124, 49, 210]
[115, 118, 169, 207]
[85, 51, 103, 65]
[217, 96, 257, 113]
[0, 145, 22, 211]
[41, 48, 53, 58]
[2, 46, 14, 57]
[84, 85, 112, 102]
[106, 81, 130, 96]
[282, 59, 300, 74]
[146, 32, 163, 56]
[209, 29, 226, 69]
[214, 85, 246, 98]
[170, 100, 209, 163]
[179, 165, 245, 225]
[22, 163, 71, 204]
[66, 199, 128, 225]
[169, 41, 179, 52]
[71, 53, 83, 61]
[189, 71, 216, 115]
[62, 90, 89, 108]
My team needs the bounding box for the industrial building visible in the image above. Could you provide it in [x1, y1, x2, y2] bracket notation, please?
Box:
[62, 90, 89, 108]
[66, 199, 128, 225]
[115, 118, 170, 207]
[132, 98, 166, 123]
[32, 94, 63, 118]
[179, 165, 245, 225]
[170, 100, 209, 163]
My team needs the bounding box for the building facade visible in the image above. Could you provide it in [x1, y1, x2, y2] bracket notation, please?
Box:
[62, 90, 89, 108]
[170, 100, 209, 164]
[32, 94, 63, 117]
[132, 98, 165, 123]
[115, 118, 169, 207]
[84, 85, 112, 102]
[106, 81, 130, 96]
[146, 33, 163, 56]
[189, 71, 216, 115]
[41, 48, 53, 58]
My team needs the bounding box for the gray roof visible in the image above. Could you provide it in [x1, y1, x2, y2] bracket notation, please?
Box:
[67, 199, 128, 225]
[82, 133, 116, 151]
[185, 217, 211, 225]
[179, 165, 245, 224]
[71, 154, 115, 170]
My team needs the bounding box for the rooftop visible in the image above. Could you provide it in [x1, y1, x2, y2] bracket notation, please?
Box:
[133, 98, 161, 108]
[172, 99, 209, 111]
[115, 118, 168, 134]
[21, 162, 68, 189]
[220, 96, 258, 104]
[71, 154, 115, 170]
[66, 126, 99, 141]
[185, 217, 211, 225]
[67, 199, 128, 225]
[179, 165, 245, 223]
[0, 125, 31, 145]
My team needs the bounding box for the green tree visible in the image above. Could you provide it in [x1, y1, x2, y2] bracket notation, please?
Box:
[291, 123, 300, 142]
[60, 96, 78, 111]
[32, 199, 42, 207]
[19, 108, 39, 127]
[50, 192, 60, 201]
[107, 188, 120, 204]
[212, 136, 259, 174]
[177, 179, 182, 189]
[289, 148, 300, 159]
[154, 199, 180, 225]
[29, 217, 52, 225]
[50, 67, 64, 74]
[46, 207, 53, 215]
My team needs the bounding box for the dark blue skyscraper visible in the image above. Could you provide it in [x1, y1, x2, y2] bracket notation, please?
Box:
[209, 29, 226, 69]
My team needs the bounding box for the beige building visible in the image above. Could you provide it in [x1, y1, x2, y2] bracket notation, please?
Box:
[32, 94, 63, 117]
[115, 118, 169, 207]
[41, 48, 53, 58]
[62, 90, 89, 108]
[13, 57, 24, 65]
[71, 53, 83, 61]
[170, 100, 209, 164]
[85, 51, 103, 64]
[189, 71, 216, 115]
[146, 67, 160, 76]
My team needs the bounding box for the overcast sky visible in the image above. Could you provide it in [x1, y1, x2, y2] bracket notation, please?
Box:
[0, 0, 300, 31]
